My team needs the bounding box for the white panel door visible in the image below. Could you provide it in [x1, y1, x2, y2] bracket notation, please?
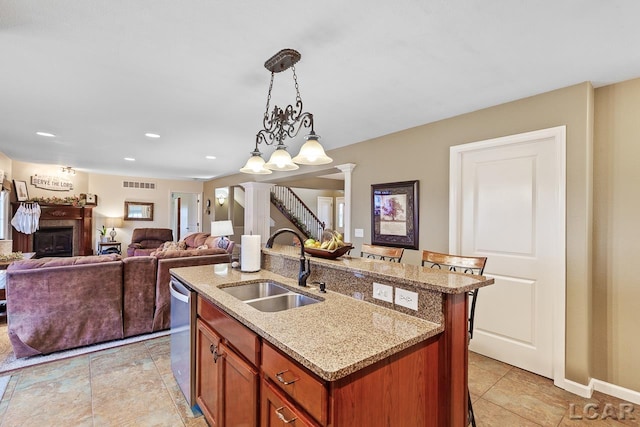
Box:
[450, 126, 565, 381]
[317, 196, 334, 230]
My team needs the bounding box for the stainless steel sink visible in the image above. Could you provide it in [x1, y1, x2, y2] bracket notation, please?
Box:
[221, 282, 290, 301]
[246, 293, 320, 312]
[221, 281, 321, 312]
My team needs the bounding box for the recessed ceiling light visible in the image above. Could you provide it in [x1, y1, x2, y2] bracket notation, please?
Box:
[36, 131, 56, 137]
[205, 155, 217, 160]
[145, 133, 160, 138]
[124, 157, 136, 162]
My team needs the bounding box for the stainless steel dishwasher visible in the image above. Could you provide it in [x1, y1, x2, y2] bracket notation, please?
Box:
[169, 275, 196, 407]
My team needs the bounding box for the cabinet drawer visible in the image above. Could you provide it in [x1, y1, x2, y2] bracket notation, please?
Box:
[197, 295, 260, 366]
[262, 342, 327, 425]
[261, 378, 321, 427]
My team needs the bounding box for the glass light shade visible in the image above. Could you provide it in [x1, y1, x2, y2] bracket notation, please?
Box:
[292, 134, 333, 165]
[240, 151, 272, 174]
[211, 220, 234, 237]
[264, 145, 299, 171]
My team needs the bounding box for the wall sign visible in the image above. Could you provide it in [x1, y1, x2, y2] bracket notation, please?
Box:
[31, 175, 74, 191]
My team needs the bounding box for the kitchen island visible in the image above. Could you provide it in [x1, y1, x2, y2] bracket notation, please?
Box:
[171, 245, 493, 426]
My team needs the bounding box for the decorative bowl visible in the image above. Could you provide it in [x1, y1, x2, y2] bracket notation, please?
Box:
[304, 244, 353, 260]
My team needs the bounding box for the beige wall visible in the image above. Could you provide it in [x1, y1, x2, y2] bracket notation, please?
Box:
[593, 78, 640, 391]
[209, 82, 595, 387]
[6, 160, 203, 253]
[88, 173, 203, 250]
[11, 160, 90, 199]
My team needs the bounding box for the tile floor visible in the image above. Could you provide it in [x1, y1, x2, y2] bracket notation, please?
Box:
[0, 336, 637, 426]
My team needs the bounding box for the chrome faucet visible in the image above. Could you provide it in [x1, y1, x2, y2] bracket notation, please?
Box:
[265, 228, 311, 287]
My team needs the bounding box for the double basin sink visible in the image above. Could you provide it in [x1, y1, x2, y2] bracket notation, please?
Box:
[221, 281, 321, 312]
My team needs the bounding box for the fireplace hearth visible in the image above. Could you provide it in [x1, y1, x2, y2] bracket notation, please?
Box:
[33, 227, 74, 258]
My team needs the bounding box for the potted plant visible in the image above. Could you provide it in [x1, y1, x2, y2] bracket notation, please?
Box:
[98, 225, 108, 243]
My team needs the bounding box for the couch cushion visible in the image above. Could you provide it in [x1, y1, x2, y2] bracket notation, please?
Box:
[7, 254, 121, 271]
[183, 232, 210, 248]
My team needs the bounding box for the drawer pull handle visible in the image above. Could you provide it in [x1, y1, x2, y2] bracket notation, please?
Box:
[275, 406, 297, 424]
[210, 344, 224, 363]
[276, 369, 300, 385]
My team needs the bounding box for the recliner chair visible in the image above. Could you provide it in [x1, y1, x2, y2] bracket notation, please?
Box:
[127, 228, 174, 256]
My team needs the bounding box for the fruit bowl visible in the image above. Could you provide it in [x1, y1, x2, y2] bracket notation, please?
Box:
[304, 244, 353, 260]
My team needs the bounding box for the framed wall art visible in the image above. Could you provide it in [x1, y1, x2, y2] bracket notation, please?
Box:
[13, 180, 29, 202]
[371, 180, 419, 249]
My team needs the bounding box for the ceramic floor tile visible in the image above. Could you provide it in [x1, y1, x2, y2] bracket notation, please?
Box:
[15, 355, 90, 389]
[146, 337, 172, 375]
[469, 362, 506, 396]
[160, 371, 203, 422]
[89, 341, 152, 373]
[482, 374, 568, 425]
[2, 374, 93, 427]
[469, 351, 513, 377]
[473, 398, 543, 427]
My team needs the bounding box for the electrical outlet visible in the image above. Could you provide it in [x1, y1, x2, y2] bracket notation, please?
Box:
[372, 282, 393, 303]
[395, 287, 418, 311]
[354, 228, 364, 238]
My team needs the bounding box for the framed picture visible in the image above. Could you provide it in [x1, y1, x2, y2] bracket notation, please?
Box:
[13, 180, 29, 202]
[371, 180, 419, 249]
[124, 201, 154, 221]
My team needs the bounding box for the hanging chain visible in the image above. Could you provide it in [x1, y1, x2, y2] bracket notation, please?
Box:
[264, 72, 275, 119]
[292, 65, 302, 102]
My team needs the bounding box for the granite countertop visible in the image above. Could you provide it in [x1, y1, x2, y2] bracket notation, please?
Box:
[171, 263, 443, 382]
[263, 244, 494, 294]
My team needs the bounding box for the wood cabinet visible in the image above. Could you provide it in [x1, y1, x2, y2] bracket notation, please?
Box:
[196, 295, 442, 426]
[196, 298, 259, 426]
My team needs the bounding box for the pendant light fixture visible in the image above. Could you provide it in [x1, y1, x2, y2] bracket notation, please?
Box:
[240, 49, 332, 175]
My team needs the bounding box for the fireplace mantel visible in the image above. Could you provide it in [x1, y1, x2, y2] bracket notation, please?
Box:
[11, 203, 94, 256]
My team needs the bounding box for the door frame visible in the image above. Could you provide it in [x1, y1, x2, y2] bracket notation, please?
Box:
[449, 126, 566, 388]
[170, 191, 202, 241]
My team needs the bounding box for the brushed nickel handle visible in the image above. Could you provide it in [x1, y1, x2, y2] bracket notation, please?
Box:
[275, 406, 297, 424]
[275, 369, 299, 385]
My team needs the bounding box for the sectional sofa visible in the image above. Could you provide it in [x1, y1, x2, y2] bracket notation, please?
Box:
[6, 247, 230, 358]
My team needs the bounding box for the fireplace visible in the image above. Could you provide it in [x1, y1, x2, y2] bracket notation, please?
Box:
[11, 204, 94, 256]
[33, 227, 74, 258]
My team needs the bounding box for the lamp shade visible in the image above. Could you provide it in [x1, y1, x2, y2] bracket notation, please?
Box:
[105, 217, 123, 228]
[292, 133, 333, 165]
[264, 145, 299, 171]
[240, 151, 272, 174]
[211, 220, 234, 237]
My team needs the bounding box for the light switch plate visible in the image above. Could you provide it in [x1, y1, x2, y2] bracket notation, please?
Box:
[373, 282, 393, 303]
[395, 287, 418, 311]
[354, 228, 364, 238]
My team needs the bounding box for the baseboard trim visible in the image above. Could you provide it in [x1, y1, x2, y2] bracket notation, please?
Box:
[558, 377, 640, 405]
[558, 378, 593, 398]
[591, 379, 640, 405]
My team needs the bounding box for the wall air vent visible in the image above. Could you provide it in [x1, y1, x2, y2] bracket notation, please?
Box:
[123, 181, 156, 190]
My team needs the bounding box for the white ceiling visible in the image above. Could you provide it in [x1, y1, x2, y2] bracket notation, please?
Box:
[2, 1, 640, 180]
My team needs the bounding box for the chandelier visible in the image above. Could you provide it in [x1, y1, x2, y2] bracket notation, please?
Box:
[240, 49, 332, 175]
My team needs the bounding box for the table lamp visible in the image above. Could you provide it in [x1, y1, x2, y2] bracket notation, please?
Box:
[210, 220, 234, 248]
[105, 217, 123, 242]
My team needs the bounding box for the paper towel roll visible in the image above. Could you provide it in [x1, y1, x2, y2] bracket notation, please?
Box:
[241, 235, 261, 272]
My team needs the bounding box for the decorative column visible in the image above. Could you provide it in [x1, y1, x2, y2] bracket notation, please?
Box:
[336, 163, 356, 243]
[240, 182, 275, 244]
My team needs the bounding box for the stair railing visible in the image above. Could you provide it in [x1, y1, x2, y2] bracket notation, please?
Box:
[270, 186, 325, 240]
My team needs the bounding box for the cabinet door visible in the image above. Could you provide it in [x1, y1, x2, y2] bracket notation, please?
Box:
[220, 341, 259, 426]
[196, 319, 223, 426]
[261, 379, 321, 427]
